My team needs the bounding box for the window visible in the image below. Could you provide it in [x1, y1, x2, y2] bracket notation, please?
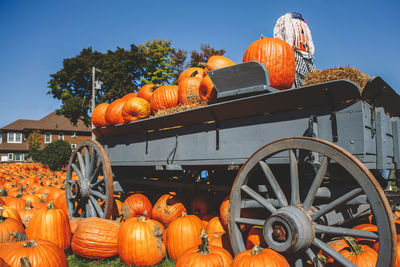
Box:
[71, 144, 76, 150]
[44, 133, 52, 143]
[22, 154, 28, 161]
[15, 153, 21, 161]
[7, 132, 22, 143]
[71, 132, 77, 138]
[58, 132, 64, 140]
[8, 153, 14, 161]
[0, 133, 2, 144]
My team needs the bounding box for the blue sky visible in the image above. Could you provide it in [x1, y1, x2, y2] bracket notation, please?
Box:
[0, 0, 399, 128]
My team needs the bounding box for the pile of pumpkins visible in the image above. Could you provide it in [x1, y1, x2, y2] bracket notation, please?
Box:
[92, 37, 296, 128]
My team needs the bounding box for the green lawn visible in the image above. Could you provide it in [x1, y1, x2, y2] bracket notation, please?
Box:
[67, 253, 176, 267]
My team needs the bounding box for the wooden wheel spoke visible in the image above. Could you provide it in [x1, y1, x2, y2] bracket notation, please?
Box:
[313, 238, 357, 267]
[90, 178, 105, 190]
[315, 224, 378, 240]
[89, 150, 97, 179]
[89, 160, 102, 183]
[289, 149, 300, 205]
[259, 161, 288, 207]
[87, 201, 96, 217]
[303, 156, 329, 211]
[235, 217, 265, 226]
[91, 189, 106, 200]
[84, 147, 90, 179]
[71, 163, 84, 180]
[305, 248, 323, 267]
[241, 185, 277, 213]
[294, 257, 303, 267]
[311, 188, 363, 220]
[90, 196, 104, 218]
[77, 151, 86, 179]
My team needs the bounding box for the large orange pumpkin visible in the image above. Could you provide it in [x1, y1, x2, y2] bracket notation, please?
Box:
[0, 208, 25, 243]
[71, 217, 120, 259]
[105, 98, 127, 125]
[204, 55, 235, 74]
[121, 194, 152, 219]
[198, 75, 216, 102]
[151, 193, 187, 227]
[121, 92, 138, 101]
[118, 216, 165, 266]
[175, 228, 233, 267]
[149, 85, 179, 114]
[243, 37, 295, 90]
[26, 202, 71, 251]
[334, 237, 377, 266]
[121, 97, 151, 123]
[178, 67, 204, 85]
[0, 240, 67, 267]
[137, 84, 156, 101]
[231, 246, 290, 266]
[177, 75, 202, 105]
[91, 103, 110, 128]
[165, 214, 203, 260]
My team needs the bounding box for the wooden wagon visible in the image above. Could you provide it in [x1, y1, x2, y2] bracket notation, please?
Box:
[66, 62, 400, 266]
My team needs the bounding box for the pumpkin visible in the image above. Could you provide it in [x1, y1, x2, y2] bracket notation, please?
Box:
[246, 226, 265, 249]
[91, 103, 110, 128]
[149, 85, 179, 114]
[231, 245, 290, 267]
[121, 92, 138, 100]
[175, 228, 233, 267]
[352, 223, 377, 243]
[219, 196, 229, 230]
[204, 55, 235, 74]
[4, 196, 26, 210]
[53, 192, 68, 216]
[243, 37, 295, 90]
[121, 194, 152, 219]
[71, 217, 120, 259]
[208, 233, 233, 254]
[373, 235, 400, 267]
[0, 206, 23, 225]
[26, 202, 71, 250]
[151, 193, 187, 226]
[17, 200, 38, 227]
[105, 98, 127, 125]
[177, 74, 202, 105]
[121, 97, 151, 123]
[178, 67, 204, 85]
[205, 216, 225, 236]
[0, 207, 25, 243]
[165, 213, 203, 260]
[21, 194, 41, 209]
[69, 217, 84, 234]
[198, 75, 216, 102]
[0, 240, 67, 267]
[333, 237, 377, 266]
[118, 216, 165, 266]
[319, 238, 348, 264]
[137, 84, 157, 101]
[198, 213, 214, 228]
[190, 192, 215, 216]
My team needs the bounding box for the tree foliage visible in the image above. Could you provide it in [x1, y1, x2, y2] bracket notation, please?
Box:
[27, 130, 41, 150]
[33, 140, 72, 171]
[48, 40, 226, 126]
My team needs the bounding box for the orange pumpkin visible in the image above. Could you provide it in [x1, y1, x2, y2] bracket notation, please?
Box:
[246, 226, 265, 249]
[205, 217, 225, 236]
[204, 55, 235, 74]
[177, 74, 202, 105]
[118, 216, 165, 266]
[198, 75, 216, 102]
[105, 98, 127, 125]
[121, 97, 151, 123]
[335, 237, 377, 266]
[178, 67, 204, 85]
[0, 207, 25, 243]
[121, 92, 138, 100]
[231, 246, 290, 267]
[175, 228, 233, 267]
[219, 196, 229, 230]
[149, 85, 179, 114]
[91, 103, 110, 128]
[243, 37, 295, 90]
[151, 193, 187, 227]
[71, 217, 120, 259]
[137, 84, 157, 101]
[17, 200, 38, 227]
[121, 194, 152, 219]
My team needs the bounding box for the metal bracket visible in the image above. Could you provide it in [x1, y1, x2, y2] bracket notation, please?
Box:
[325, 87, 338, 142]
[211, 111, 220, 150]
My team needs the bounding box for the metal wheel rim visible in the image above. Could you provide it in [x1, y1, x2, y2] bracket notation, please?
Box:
[228, 137, 396, 267]
[66, 140, 113, 219]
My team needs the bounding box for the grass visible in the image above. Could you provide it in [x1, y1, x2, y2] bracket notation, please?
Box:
[66, 252, 176, 267]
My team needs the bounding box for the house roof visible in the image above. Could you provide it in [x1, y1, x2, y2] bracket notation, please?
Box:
[1, 112, 90, 132]
[0, 142, 29, 152]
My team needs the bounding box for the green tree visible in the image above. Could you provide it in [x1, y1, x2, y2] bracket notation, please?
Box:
[189, 44, 226, 67]
[27, 130, 41, 149]
[39, 140, 72, 171]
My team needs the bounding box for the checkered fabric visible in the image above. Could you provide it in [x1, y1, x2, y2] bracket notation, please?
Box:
[294, 50, 316, 87]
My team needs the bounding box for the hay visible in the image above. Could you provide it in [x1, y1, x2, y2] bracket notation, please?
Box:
[153, 100, 207, 117]
[302, 67, 370, 90]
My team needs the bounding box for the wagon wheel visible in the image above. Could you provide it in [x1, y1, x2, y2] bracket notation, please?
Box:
[228, 137, 396, 267]
[66, 140, 113, 219]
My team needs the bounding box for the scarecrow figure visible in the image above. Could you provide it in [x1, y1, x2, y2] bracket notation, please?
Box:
[273, 12, 316, 87]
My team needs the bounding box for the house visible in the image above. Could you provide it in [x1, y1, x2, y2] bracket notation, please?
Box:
[0, 111, 92, 162]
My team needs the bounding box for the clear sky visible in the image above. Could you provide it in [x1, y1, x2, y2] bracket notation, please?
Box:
[0, 0, 399, 128]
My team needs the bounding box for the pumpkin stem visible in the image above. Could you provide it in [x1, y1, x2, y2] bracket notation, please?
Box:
[16, 191, 23, 198]
[181, 212, 187, 217]
[47, 201, 56, 210]
[138, 216, 146, 222]
[344, 236, 363, 255]
[197, 62, 206, 68]
[197, 228, 210, 255]
[0, 206, 5, 221]
[20, 257, 31, 267]
[24, 240, 39, 247]
[251, 245, 264, 255]
[10, 232, 28, 242]
[190, 70, 199, 77]
[25, 200, 33, 209]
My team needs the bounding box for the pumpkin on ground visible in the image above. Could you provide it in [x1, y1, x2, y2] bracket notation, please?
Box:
[121, 194, 152, 219]
[121, 97, 151, 123]
[0, 240, 67, 267]
[118, 216, 165, 266]
[17, 201, 38, 227]
[205, 217, 225, 236]
[149, 85, 179, 114]
[333, 237, 377, 266]
[175, 228, 233, 267]
[373, 235, 400, 267]
[231, 245, 290, 267]
[71, 217, 120, 259]
[0, 207, 25, 244]
[151, 193, 187, 227]
[243, 37, 295, 90]
[91, 103, 110, 128]
[0, 206, 23, 226]
[165, 213, 203, 260]
[26, 202, 71, 251]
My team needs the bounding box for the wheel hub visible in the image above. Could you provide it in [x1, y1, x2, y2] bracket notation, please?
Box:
[264, 206, 315, 253]
[69, 180, 90, 200]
